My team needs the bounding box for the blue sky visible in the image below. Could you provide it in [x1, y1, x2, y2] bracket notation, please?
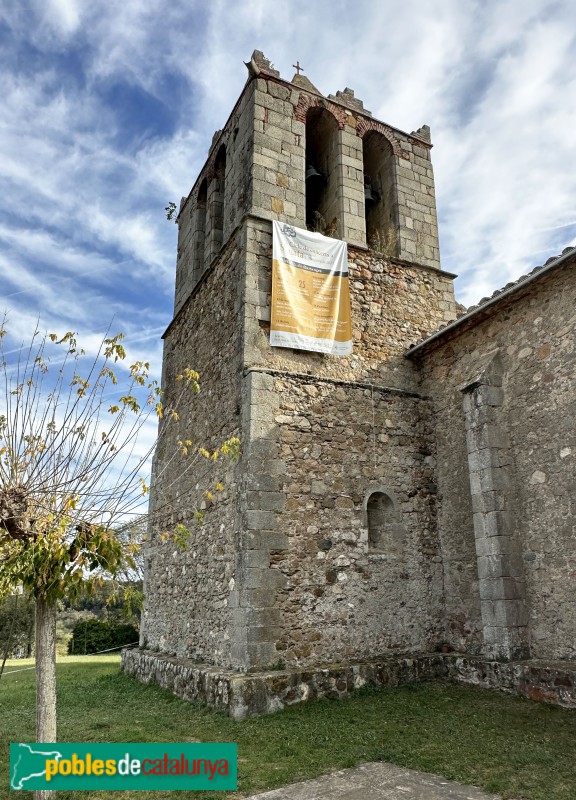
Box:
[1, 0, 575, 380]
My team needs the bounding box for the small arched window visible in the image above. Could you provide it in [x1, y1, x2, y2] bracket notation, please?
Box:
[305, 107, 340, 234]
[366, 490, 404, 553]
[362, 131, 397, 256]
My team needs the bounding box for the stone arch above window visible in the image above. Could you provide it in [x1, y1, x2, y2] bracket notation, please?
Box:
[305, 107, 340, 232]
[355, 118, 402, 156]
[294, 94, 348, 128]
[364, 488, 404, 554]
[362, 130, 398, 257]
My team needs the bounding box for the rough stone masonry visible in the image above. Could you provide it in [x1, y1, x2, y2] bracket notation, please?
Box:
[123, 51, 576, 717]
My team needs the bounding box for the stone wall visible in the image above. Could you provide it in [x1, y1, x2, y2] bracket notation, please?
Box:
[146, 218, 458, 674]
[414, 257, 576, 661]
[141, 231, 244, 667]
[235, 212, 458, 670]
[260, 375, 443, 666]
[243, 217, 456, 393]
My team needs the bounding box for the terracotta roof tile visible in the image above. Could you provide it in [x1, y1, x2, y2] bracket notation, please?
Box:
[408, 245, 575, 352]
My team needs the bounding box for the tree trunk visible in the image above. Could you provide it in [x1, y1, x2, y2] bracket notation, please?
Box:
[35, 597, 57, 799]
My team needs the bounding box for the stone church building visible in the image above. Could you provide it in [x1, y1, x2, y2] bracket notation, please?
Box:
[123, 52, 576, 718]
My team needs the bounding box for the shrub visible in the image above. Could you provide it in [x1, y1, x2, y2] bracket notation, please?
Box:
[67, 618, 139, 655]
[0, 595, 35, 658]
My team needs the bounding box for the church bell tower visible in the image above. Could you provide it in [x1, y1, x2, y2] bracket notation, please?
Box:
[137, 51, 458, 681]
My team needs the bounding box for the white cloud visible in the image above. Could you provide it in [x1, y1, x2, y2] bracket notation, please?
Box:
[45, 0, 82, 36]
[428, 7, 576, 302]
[0, 0, 574, 336]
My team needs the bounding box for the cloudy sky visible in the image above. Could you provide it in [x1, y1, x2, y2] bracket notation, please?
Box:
[1, 0, 575, 373]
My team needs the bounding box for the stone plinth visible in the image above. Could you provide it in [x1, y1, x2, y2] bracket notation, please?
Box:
[122, 648, 576, 720]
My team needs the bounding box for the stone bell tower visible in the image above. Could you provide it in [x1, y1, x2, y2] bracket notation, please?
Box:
[127, 51, 458, 707]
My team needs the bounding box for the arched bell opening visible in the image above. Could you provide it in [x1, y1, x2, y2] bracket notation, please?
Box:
[362, 131, 398, 256]
[193, 178, 208, 282]
[305, 107, 340, 235]
[208, 144, 226, 261]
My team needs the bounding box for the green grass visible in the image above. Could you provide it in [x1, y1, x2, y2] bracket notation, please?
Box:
[1, 655, 575, 799]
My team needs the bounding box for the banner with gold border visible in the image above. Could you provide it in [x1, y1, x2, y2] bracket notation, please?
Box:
[270, 221, 352, 356]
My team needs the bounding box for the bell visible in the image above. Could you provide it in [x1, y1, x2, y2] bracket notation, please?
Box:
[364, 177, 376, 204]
[306, 164, 324, 182]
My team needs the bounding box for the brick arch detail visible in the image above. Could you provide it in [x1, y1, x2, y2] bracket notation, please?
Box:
[356, 118, 402, 157]
[293, 93, 348, 129]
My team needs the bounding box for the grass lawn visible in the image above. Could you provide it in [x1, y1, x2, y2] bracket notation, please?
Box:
[1, 655, 575, 799]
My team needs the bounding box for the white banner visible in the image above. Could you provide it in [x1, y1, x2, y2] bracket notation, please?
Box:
[270, 222, 353, 356]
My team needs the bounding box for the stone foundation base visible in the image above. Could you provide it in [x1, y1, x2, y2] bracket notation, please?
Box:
[121, 648, 576, 720]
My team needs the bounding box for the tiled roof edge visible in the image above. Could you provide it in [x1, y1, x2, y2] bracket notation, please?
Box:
[407, 245, 576, 356]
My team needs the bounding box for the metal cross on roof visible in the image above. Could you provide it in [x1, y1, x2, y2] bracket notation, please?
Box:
[293, 61, 303, 75]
